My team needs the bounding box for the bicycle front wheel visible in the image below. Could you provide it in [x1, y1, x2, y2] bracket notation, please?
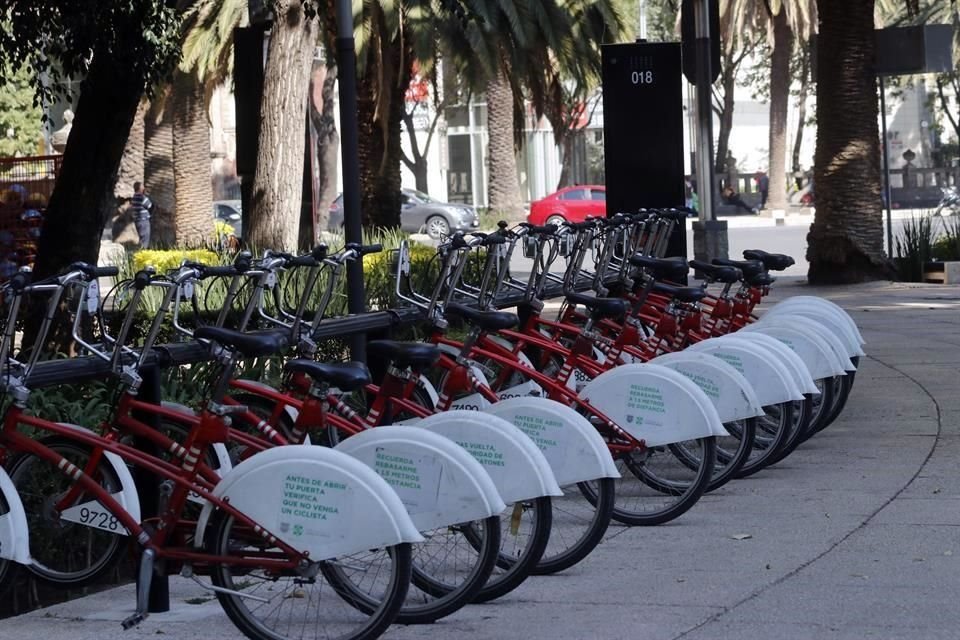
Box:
[7, 437, 126, 587]
[209, 511, 412, 640]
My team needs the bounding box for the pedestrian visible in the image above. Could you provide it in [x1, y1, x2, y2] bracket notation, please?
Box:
[754, 171, 769, 210]
[130, 181, 152, 249]
[722, 185, 758, 215]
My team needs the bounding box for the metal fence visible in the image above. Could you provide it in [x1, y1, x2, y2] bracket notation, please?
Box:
[0, 154, 61, 280]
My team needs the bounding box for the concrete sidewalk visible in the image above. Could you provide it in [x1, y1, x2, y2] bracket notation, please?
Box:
[2, 279, 959, 640]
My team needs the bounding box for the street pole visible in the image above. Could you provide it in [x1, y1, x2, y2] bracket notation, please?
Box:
[693, 0, 714, 223]
[691, 0, 728, 262]
[637, 0, 647, 41]
[878, 75, 894, 258]
[335, 0, 367, 363]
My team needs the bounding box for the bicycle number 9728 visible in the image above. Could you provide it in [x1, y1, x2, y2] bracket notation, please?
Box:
[61, 499, 130, 535]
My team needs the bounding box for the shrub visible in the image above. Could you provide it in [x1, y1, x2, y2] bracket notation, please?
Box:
[132, 248, 223, 273]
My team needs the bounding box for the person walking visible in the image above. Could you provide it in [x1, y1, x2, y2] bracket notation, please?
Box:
[130, 181, 153, 249]
[754, 171, 769, 210]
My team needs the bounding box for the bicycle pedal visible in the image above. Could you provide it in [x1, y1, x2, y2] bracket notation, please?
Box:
[121, 612, 147, 630]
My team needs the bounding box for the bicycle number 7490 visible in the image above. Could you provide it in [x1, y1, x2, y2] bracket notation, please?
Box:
[61, 497, 130, 535]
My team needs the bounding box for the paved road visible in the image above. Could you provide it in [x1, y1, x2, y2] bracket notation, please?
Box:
[4, 279, 960, 640]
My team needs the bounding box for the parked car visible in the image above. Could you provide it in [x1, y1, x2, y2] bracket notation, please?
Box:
[213, 199, 242, 238]
[330, 189, 480, 240]
[527, 185, 606, 226]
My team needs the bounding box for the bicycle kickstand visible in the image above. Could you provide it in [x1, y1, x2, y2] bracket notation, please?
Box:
[122, 547, 157, 630]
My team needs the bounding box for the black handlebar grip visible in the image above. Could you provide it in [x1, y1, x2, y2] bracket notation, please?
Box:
[234, 251, 253, 272]
[199, 265, 237, 278]
[287, 255, 319, 267]
[360, 244, 383, 256]
[312, 243, 329, 260]
[482, 233, 506, 246]
[8, 270, 31, 293]
[69, 262, 120, 279]
[451, 233, 468, 249]
[133, 269, 154, 291]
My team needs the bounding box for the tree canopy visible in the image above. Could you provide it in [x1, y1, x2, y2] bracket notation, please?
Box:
[0, 0, 182, 108]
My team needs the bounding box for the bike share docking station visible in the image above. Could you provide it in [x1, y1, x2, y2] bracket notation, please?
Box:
[602, 2, 729, 273]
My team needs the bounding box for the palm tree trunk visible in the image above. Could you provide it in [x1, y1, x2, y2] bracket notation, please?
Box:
[486, 69, 524, 217]
[116, 101, 147, 199]
[248, 0, 316, 250]
[145, 99, 176, 247]
[171, 70, 212, 246]
[311, 62, 339, 230]
[807, 0, 889, 283]
[356, 28, 408, 228]
[792, 40, 812, 176]
[767, 9, 792, 212]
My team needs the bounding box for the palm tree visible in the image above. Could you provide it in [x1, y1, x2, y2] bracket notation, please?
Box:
[806, 0, 888, 282]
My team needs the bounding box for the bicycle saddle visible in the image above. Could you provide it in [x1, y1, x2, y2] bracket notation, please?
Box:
[742, 249, 795, 272]
[368, 340, 441, 368]
[444, 303, 518, 332]
[194, 327, 289, 357]
[711, 258, 766, 280]
[565, 291, 627, 320]
[747, 272, 776, 287]
[688, 260, 742, 284]
[283, 360, 371, 391]
[652, 282, 707, 304]
[629, 255, 689, 282]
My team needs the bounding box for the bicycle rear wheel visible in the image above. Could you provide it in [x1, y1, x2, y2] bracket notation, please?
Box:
[534, 478, 614, 575]
[597, 437, 715, 526]
[671, 419, 755, 493]
[469, 497, 552, 603]
[7, 437, 126, 587]
[209, 510, 412, 640]
[734, 402, 794, 478]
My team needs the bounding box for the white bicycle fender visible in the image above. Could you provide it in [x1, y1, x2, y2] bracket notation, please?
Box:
[483, 397, 619, 485]
[762, 304, 864, 358]
[578, 363, 728, 447]
[739, 322, 847, 378]
[194, 445, 423, 560]
[159, 402, 233, 476]
[769, 296, 865, 346]
[687, 337, 805, 405]
[335, 426, 505, 530]
[760, 315, 856, 371]
[56, 423, 142, 526]
[0, 467, 31, 563]
[651, 351, 765, 422]
[717, 333, 818, 395]
[417, 410, 562, 502]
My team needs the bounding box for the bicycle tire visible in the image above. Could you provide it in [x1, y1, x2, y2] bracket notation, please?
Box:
[469, 496, 552, 603]
[803, 377, 836, 439]
[671, 418, 755, 493]
[733, 401, 794, 478]
[534, 478, 614, 575]
[816, 374, 853, 434]
[591, 437, 715, 527]
[209, 510, 412, 640]
[7, 437, 126, 588]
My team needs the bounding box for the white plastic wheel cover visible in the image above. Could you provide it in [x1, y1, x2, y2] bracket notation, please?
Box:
[769, 296, 865, 345]
[762, 304, 864, 358]
[0, 467, 31, 563]
[739, 321, 846, 378]
[56, 423, 142, 526]
[651, 351, 765, 422]
[335, 426, 506, 531]
[483, 397, 619, 485]
[577, 363, 728, 447]
[757, 314, 856, 371]
[715, 333, 818, 395]
[195, 445, 424, 561]
[417, 410, 562, 502]
[686, 337, 805, 405]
